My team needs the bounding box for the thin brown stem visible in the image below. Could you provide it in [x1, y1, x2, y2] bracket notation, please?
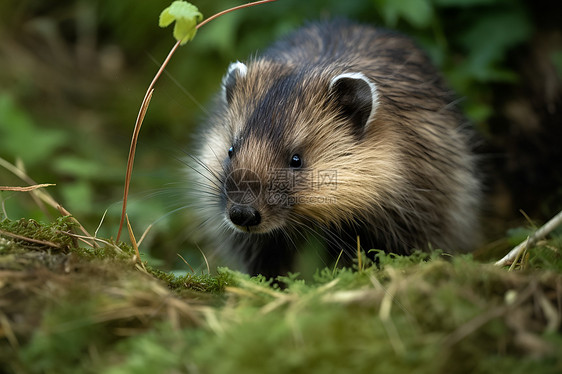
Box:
[116, 0, 279, 242]
[196, 0, 278, 30]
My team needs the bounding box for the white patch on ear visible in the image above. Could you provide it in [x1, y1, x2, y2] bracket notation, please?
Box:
[222, 61, 248, 104]
[225, 61, 248, 80]
[329, 72, 379, 127]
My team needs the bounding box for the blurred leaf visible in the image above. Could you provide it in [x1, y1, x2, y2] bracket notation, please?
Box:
[434, 0, 499, 6]
[60, 180, 93, 215]
[551, 49, 562, 79]
[464, 102, 493, 123]
[506, 227, 534, 246]
[53, 156, 120, 181]
[458, 9, 533, 81]
[159, 1, 203, 45]
[373, 0, 434, 28]
[0, 93, 67, 166]
[193, 8, 244, 56]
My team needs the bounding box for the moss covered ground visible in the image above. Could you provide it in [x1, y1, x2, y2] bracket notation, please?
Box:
[1, 217, 561, 373]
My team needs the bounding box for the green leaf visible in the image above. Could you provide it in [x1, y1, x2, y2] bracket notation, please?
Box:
[0, 94, 68, 166]
[159, 1, 203, 45]
[373, 0, 434, 28]
[433, 0, 498, 6]
[458, 9, 532, 82]
[60, 180, 93, 215]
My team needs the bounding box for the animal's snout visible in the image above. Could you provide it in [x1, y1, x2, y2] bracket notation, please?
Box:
[229, 204, 262, 227]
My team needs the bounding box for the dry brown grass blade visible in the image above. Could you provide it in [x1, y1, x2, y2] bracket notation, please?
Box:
[177, 253, 195, 273]
[62, 231, 128, 256]
[115, 0, 279, 242]
[0, 184, 55, 192]
[137, 223, 153, 247]
[0, 157, 52, 215]
[125, 214, 147, 272]
[0, 228, 62, 248]
[56, 230, 95, 248]
[0, 156, 93, 240]
[194, 242, 211, 274]
[357, 235, 362, 272]
[0, 312, 19, 349]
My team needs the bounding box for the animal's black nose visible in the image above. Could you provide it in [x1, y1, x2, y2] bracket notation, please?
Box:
[229, 205, 261, 227]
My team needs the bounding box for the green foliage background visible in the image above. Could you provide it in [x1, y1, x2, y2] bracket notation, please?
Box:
[0, 0, 561, 271]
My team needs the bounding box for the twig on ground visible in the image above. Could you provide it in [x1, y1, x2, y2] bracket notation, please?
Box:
[0, 228, 62, 248]
[0, 184, 55, 192]
[495, 210, 562, 267]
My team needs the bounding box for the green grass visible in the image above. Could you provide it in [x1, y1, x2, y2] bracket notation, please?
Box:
[1, 217, 561, 374]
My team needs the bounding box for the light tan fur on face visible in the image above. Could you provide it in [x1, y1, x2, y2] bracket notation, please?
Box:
[222, 64, 405, 229]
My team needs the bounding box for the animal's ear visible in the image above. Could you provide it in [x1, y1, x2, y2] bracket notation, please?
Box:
[328, 72, 379, 135]
[222, 61, 248, 105]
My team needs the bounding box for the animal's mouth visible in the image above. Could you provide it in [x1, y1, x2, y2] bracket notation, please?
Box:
[231, 224, 256, 233]
[229, 222, 273, 234]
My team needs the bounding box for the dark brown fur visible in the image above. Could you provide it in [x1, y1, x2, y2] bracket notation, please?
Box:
[190, 20, 481, 277]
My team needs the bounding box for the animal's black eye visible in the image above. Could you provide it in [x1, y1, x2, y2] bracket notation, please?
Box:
[290, 154, 302, 169]
[228, 146, 234, 158]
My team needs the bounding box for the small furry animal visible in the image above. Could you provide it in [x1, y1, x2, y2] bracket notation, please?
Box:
[190, 20, 481, 277]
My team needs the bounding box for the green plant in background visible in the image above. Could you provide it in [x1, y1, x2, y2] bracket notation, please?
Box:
[0, 94, 68, 167]
[372, 0, 534, 124]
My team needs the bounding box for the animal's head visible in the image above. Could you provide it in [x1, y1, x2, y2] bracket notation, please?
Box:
[195, 60, 399, 235]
